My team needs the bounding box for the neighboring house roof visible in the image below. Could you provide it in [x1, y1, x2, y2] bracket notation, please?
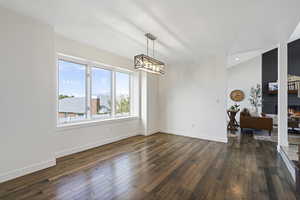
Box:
[59, 95, 111, 114]
[59, 97, 85, 114]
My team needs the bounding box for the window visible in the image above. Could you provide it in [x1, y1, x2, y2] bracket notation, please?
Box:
[115, 72, 130, 116]
[58, 60, 86, 123]
[57, 55, 134, 125]
[91, 67, 112, 119]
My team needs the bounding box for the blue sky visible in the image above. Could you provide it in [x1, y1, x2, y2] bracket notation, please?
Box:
[59, 60, 130, 97]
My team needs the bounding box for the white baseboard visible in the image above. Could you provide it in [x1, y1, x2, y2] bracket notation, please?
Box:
[0, 159, 56, 183]
[146, 129, 160, 136]
[278, 145, 296, 181]
[194, 133, 228, 143]
[161, 129, 228, 143]
[55, 132, 140, 158]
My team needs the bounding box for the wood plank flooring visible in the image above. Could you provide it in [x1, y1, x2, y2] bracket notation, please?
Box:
[0, 133, 298, 200]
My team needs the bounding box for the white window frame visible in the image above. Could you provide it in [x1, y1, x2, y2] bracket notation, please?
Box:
[57, 53, 136, 127]
[90, 65, 113, 120]
[115, 70, 132, 117]
[57, 57, 88, 123]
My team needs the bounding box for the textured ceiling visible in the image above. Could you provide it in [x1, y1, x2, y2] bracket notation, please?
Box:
[1, 0, 300, 64]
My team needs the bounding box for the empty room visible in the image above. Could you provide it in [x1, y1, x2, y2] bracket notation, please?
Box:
[1, 1, 300, 199]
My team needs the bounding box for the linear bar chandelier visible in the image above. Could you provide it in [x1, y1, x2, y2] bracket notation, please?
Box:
[134, 33, 165, 75]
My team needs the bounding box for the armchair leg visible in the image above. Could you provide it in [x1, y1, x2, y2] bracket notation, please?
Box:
[269, 130, 271, 136]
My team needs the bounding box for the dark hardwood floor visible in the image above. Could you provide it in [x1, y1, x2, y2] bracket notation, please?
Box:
[0, 133, 298, 200]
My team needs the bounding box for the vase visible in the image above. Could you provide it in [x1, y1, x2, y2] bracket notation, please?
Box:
[250, 107, 259, 117]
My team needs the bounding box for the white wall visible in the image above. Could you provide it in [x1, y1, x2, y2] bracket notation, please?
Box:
[0, 7, 56, 181]
[159, 57, 228, 143]
[227, 56, 262, 120]
[147, 73, 160, 135]
[0, 7, 160, 183]
[54, 35, 143, 157]
[140, 72, 160, 136]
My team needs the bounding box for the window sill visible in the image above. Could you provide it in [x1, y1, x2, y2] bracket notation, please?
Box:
[56, 116, 139, 132]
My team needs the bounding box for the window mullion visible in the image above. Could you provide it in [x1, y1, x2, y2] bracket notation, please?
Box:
[86, 65, 91, 120]
[112, 71, 116, 118]
[129, 74, 133, 116]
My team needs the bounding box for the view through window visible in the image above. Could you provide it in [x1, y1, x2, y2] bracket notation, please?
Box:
[91, 67, 112, 119]
[58, 56, 133, 125]
[116, 72, 130, 116]
[58, 60, 86, 123]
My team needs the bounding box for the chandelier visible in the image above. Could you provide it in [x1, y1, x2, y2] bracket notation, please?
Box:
[134, 33, 165, 75]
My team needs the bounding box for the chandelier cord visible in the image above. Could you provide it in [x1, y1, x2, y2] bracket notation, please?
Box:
[146, 37, 149, 56]
[153, 40, 154, 58]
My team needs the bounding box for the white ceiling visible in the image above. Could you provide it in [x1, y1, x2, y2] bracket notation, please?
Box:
[226, 45, 279, 68]
[227, 49, 265, 67]
[1, 0, 300, 64]
[290, 22, 300, 43]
